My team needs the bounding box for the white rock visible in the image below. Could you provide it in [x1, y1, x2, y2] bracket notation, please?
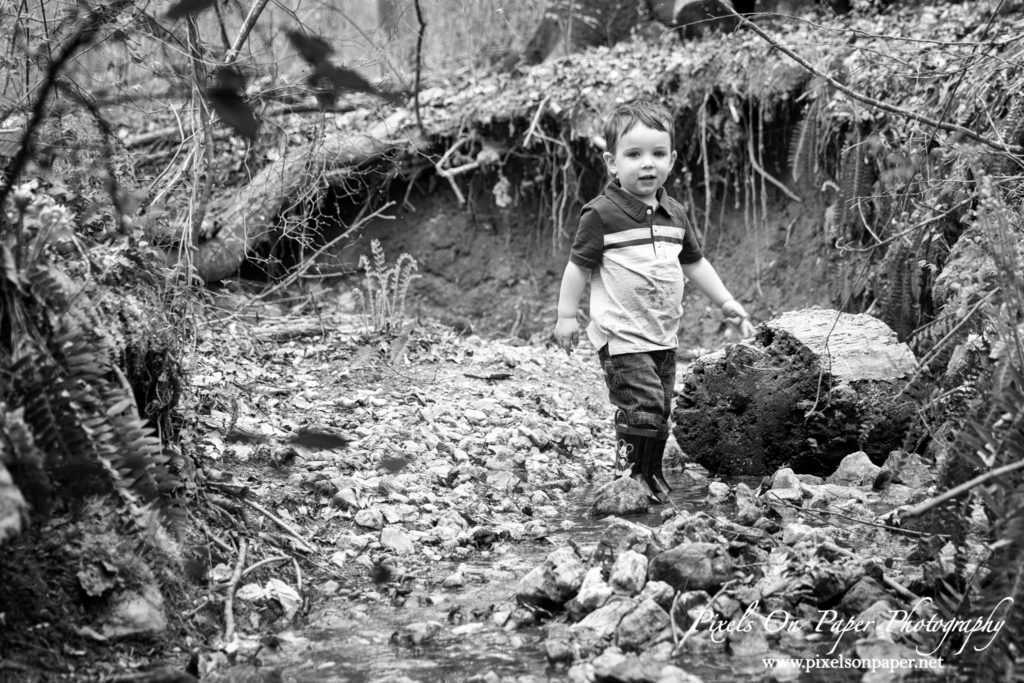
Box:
[576, 567, 613, 612]
[781, 522, 830, 545]
[707, 482, 730, 500]
[381, 526, 415, 554]
[609, 550, 648, 595]
[354, 509, 384, 529]
[828, 451, 881, 486]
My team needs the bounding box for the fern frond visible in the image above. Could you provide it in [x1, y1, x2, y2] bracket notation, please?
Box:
[788, 105, 818, 183]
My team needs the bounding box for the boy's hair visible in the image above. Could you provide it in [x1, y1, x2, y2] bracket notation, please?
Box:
[603, 101, 675, 155]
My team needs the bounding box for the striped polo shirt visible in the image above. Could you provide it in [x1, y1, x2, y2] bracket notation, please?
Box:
[569, 181, 703, 355]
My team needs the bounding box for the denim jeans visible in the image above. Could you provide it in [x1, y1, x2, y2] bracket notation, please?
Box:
[598, 345, 676, 438]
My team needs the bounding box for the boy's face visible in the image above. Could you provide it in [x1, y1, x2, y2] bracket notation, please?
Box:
[603, 123, 676, 205]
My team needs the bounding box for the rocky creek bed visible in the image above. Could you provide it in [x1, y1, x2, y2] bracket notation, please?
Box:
[176, 295, 978, 683]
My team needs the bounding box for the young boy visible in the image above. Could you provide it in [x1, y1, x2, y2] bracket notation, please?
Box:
[554, 100, 755, 502]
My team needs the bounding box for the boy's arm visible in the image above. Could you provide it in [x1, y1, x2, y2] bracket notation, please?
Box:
[681, 258, 756, 337]
[554, 261, 590, 354]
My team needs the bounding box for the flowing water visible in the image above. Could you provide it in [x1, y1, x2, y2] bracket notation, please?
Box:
[268, 472, 860, 683]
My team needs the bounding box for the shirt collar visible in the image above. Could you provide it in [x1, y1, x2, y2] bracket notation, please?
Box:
[604, 180, 678, 222]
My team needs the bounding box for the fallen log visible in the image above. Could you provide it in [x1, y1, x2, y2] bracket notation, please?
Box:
[673, 308, 917, 476]
[192, 109, 419, 284]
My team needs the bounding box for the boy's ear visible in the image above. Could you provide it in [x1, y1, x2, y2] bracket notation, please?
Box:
[602, 151, 616, 174]
[670, 150, 678, 167]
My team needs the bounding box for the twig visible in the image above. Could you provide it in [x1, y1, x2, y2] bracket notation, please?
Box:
[901, 458, 1024, 520]
[241, 498, 315, 553]
[523, 96, 550, 147]
[198, 519, 235, 555]
[292, 556, 303, 593]
[723, 5, 1024, 156]
[747, 123, 801, 203]
[223, 0, 272, 65]
[435, 137, 471, 204]
[764, 491, 947, 540]
[223, 537, 248, 642]
[413, 0, 426, 136]
[240, 555, 290, 579]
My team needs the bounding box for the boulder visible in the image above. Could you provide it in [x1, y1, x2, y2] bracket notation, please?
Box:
[515, 546, 586, 609]
[880, 450, 937, 489]
[609, 550, 648, 595]
[616, 599, 671, 651]
[570, 598, 637, 650]
[827, 451, 881, 486]
[648, 542, 734, 592]
[576, 567, 614, 613]
[591, 476, 650, 517]
[673, 309, 916, 476]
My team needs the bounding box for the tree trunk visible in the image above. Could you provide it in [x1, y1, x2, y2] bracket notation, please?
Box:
[673, 308, 918, 476]
[192, 110, 417, 283]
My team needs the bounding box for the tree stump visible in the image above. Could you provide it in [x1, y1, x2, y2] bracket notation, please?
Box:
[672, 308, 917, 476]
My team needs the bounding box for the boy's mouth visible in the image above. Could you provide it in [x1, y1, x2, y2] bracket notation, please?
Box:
[638, 175, 656, 181]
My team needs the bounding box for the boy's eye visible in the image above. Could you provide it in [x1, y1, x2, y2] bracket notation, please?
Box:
[626, 151, 640, 158]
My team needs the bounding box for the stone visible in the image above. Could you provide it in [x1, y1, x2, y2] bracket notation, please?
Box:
[637, 580, 674, 610]
[827, 451, 881, 486]
[354, 508, 384, 529]
[591, 476, 650, 517]
[442, 565, 467, 588]
[515, 546, 586, 608]
[881, 450, 937, 489]
[734, 482, 761, 526]
[673, 309, 916, 475]
[837, 576, 892, 616]
[769, 468, 803, 502]
[380, 526, 414, 554]
[100, 584, 167, 639]
[570, 598, 637, 646]
[544, 623, 575, 663]
[616, 599, 670, 651]
[669, 590, 710, 629]
[601, 517, 657, 554]
[648, 542, 734, 592]
[609, 550, 648, 595]
[486, 470, 520, 491]
[393, 620, 443, 646]
[592, 651, 702, 683]
[707, 481, 730, 499]
[781, 522, 831, 545]
[576, 567, 613, 612]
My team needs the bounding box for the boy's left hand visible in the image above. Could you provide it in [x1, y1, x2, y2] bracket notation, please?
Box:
[721, 299, 756, 338]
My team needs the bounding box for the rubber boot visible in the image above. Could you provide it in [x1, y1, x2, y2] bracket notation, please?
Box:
[646, 437, 672, 502]
[614, 410, 661, 503]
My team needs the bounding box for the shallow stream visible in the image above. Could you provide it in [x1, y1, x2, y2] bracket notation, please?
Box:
[265, 472, 861, 683]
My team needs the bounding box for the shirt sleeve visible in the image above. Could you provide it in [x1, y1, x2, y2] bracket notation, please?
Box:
[677, 207, 704, 265]
[569, 204, 604, 270]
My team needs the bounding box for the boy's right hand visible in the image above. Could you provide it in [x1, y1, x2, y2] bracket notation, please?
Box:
[554, 316, 580, 355]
